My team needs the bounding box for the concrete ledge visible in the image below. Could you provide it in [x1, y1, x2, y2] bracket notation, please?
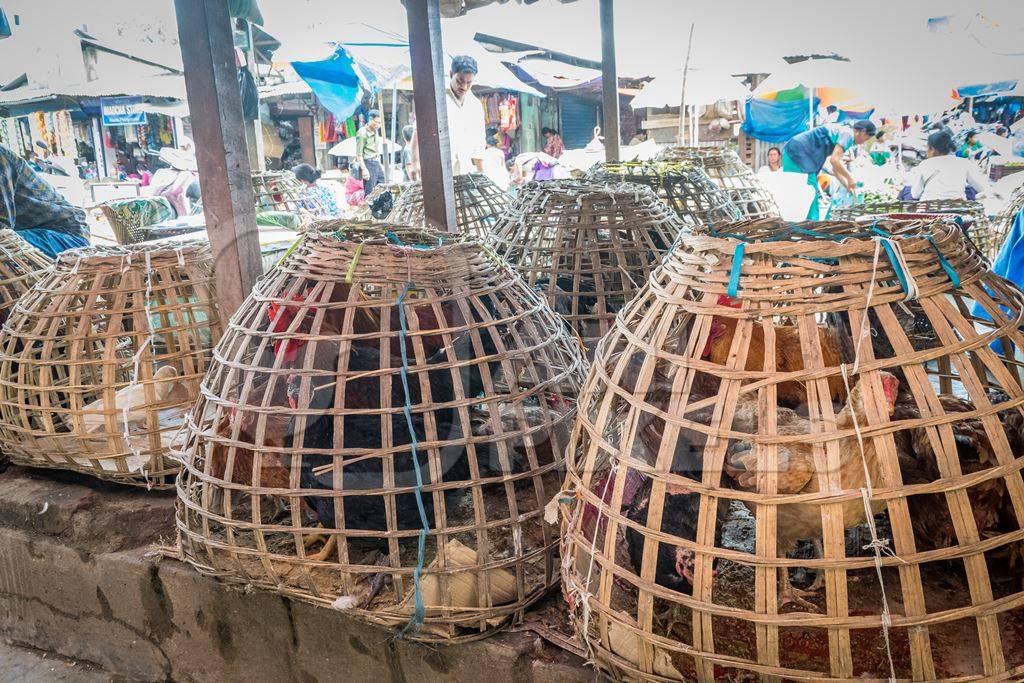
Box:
[0, 466, 592, 681]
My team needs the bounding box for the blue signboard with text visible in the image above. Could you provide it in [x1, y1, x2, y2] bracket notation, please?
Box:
[100, 96, 146, 126]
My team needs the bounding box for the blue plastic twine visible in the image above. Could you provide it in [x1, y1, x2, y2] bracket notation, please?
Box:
[395, 282, 430, 633]
[727, 242, 746, 298]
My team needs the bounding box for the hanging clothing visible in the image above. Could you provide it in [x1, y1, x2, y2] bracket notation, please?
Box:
[499, 95, 518, 133]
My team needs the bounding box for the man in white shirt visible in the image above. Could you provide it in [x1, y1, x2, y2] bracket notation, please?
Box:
[910, 130, 989, 202]
[445, 55, 486, 175]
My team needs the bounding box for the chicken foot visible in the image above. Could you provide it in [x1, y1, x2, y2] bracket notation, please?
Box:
[779, 568, 820, 612]
[302, 528, 337, 562]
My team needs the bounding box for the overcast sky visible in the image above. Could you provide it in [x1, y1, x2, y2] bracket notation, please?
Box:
[3, 0, 1023, 88]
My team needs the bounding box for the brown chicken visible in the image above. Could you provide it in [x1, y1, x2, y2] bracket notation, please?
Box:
[700, 295, 847, 408]
[724, 372, 901, 610]
[894, 391, 1022, 553]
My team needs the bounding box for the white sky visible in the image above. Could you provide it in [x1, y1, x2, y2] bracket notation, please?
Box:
[2, 0, 1022, 92]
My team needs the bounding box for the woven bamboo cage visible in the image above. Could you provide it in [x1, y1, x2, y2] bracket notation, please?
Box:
[657, 147, 780, 220]
[830, 199, 994, 259]
[489, 180, 686, 352]
[558, 217, 1024, 681]
[172, 223, 586, 641]
[992, 185, 1024, 259]
[355, 182, 410, 221]
[252, 171, 327, 218]
[0, 229, 52, 325]
[0, 241, 220, 488]
[389, 173, 511, 236]
[586, 161, 742, 230]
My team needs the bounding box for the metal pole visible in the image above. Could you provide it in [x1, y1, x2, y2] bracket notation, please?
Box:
[92, 116, 107, 178]
[677, 22, 695, 145]
[405, 0, 456, 232]
[390, 80, 399, 179]
[599, 0, 619, 162]
[809, 86, 815, 130]
[175, 0, 262, 317]
[246, 21, 265, 171]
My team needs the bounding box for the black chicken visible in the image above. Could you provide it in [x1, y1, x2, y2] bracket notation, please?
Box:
[624, 479, 727, 594]
[290, 326, 506, 533]
[532, 276, 598, 319]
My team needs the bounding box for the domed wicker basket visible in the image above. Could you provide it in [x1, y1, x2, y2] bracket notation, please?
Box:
[830, 199, 993, 258]
[389, 173, 511, 236]
[172, 223, 586, 642]
[0, 229, 52, 325]
[0, 241, 221, 488]
[658, 147, 779, 220]
[489, 180, 686, 352]
[992, 185, 1024, 259]
[587, 161, 742, 230]
[252, 171, 327, 218]
[558, 217, 1024, 681]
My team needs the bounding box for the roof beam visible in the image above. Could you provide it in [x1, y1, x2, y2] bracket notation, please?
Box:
[473, 32, 602, 71]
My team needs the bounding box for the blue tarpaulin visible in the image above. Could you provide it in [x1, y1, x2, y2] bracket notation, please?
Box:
[741, 96, 819, 143]
[292, 48, 370, 121]
[957, 80, 1019, 98]
[973, 204, 1024, 351]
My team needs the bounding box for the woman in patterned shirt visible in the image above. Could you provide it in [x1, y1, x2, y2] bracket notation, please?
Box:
[292, 163, 343, 218]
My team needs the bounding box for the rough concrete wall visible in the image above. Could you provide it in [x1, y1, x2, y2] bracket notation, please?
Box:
[0, 467, 592, 682]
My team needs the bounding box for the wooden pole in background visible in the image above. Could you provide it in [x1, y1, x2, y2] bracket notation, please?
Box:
[405, 0, 456, 232]
[175, 0, 262, 316]
[677, 22, 695, 145]
[599, 0, 620, 162]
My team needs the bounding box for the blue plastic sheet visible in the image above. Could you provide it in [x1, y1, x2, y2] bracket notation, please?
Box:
[741, 96, 819, 143]
[973, 205, 1024, 351]
[293, 48, 369, 121]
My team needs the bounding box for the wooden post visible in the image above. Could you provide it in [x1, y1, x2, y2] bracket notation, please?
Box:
[599, 0, 619, 162]
[175, 0, 262, 317]
[405, 0, 456, 233]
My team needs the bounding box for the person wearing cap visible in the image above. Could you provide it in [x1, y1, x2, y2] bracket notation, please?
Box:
[781, 119, 877, 220]
[354, 109, 385, 196]
[0, 143, 88, 257]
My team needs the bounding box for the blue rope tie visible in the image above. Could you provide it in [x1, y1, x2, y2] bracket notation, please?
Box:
[727, 242, 745, 299]
[924, 234, 961, 287]
[395, 282, 430, 633]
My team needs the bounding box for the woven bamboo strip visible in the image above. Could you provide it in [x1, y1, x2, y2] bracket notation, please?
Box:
[559, 217, 1024, 680]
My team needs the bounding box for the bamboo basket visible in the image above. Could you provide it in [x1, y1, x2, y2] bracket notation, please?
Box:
[252, 171, 327, 218]
[489, 180, 686, 353]
[830, 199, 993, 259]
[389, 173, 511, 236]
[354, 182, 410, 221]
[172, 223, 586, 641]
[0, 241, 220, 488]
[587, 161, 742, 230]
[558, 217, 1024, 681]
[0, 229, 52, 325]
[657, 147, 780, 220]
[991, 185, 1024, 260]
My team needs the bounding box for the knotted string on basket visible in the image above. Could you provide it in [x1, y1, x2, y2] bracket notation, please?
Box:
[837, 239, 903, 683]
[395, 280, 431, 634]
[122, 249, 159, 490]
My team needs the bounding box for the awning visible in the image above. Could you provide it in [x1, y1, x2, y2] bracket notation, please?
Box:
[631, 69, 751, 109]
